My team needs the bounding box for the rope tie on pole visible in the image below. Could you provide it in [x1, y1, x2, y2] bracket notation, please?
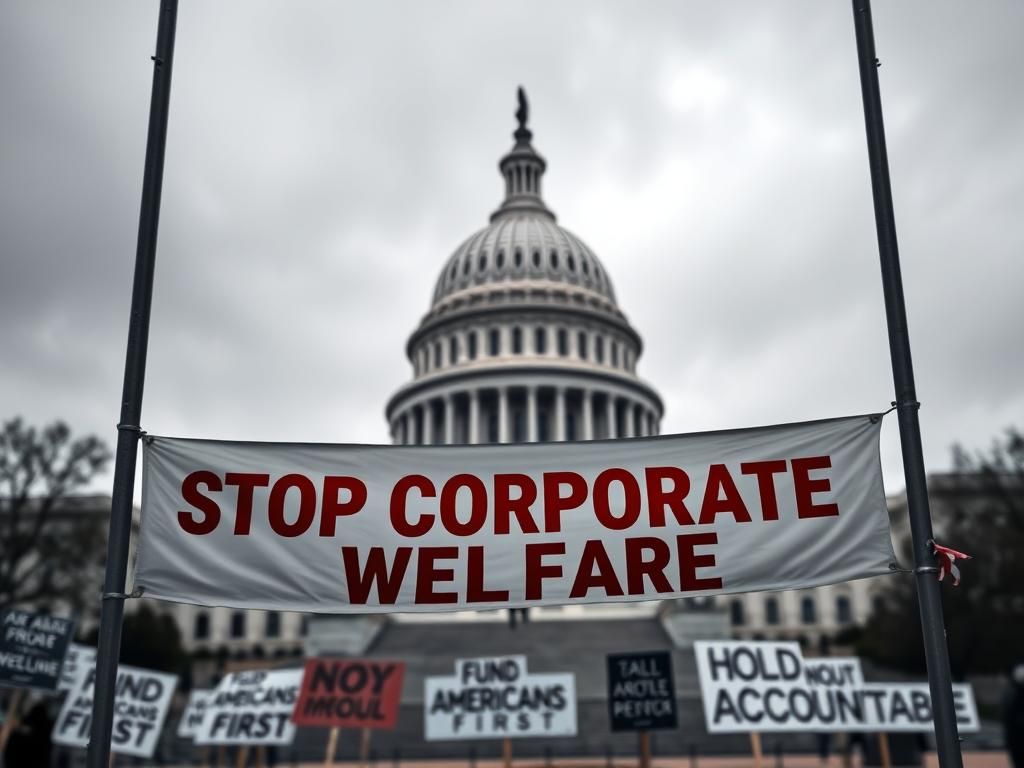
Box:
[101, 587, 145, 601]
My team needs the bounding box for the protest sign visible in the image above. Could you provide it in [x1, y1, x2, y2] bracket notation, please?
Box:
[607, 651, 677, 731]
[136, 415, 895, 613]
[425, 656, 576, 740]
[0, 609, 74, 692]
[177, 689, 214, 739]
[293, 658, 404, 729]
[196, 668, 303, 746]
[52, 664, 177, 757]
[693, 641, 979, 733]
[57, 643, 96, 694]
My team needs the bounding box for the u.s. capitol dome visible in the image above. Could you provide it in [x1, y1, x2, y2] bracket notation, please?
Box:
[386, 90, 663, 445]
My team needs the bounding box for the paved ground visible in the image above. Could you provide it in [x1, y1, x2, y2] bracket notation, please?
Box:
[141, 752, 1010, 768]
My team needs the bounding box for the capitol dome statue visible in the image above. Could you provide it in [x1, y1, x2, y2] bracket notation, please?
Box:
[386, 89, 663, 446]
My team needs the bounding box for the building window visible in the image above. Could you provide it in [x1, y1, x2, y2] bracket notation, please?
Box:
[265, 611, 281, 638]
[496, 250, 504, 268]
[534, 327, 547, 355]
[514, 249, 522, 267]
[478, 253, 487, 271]
[765, 597, 780, 626]
[487, 409, 499, 443]
[489, 329, 500, 356]
[230, 611, 246, 639]
[533, 250, 541, 267]
[538, 409, 550, 442]
[836, 595, 853, 625]
[299, 616, 309, 636]
[557, 328, 568, 356]
[449, 336, 458, 364]
[433, 342, 442, 368]
[577, 331, 588, 360]
[801, 596, 817, 625]
[568, 254, 576, 272]
[582, 258, 590, 275]
[512, 327, 523, 354]
[611, 342, 619, 367]
[463, 257, 470, 275]
[468, 332, 478, 360]
[550, 250, 559, 268]
[730, 600, 745, 627]
[194, 612, 210, 640]
[566, 412, 577, 441]
[595, 336, 605, 363]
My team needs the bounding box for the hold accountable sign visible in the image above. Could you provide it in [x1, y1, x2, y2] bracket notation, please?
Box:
[694, 641, 980, 733]
[136, 415, 895, 612]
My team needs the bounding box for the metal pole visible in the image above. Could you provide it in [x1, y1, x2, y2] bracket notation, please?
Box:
[86, 1, 178, 766]
[849, 3, 963, 768]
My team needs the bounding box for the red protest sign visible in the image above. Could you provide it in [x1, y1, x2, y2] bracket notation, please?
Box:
[293, 658, 405, 729]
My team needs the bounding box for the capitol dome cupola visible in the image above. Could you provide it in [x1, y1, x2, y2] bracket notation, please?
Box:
[491, 86, 554, 223]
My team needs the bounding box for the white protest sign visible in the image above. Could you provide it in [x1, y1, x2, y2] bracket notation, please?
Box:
[803, 657, 863, 689]
[195, 669, 302, 746]
[425, 656, 576, 740]
[694, 641, 979, 733]
[137, 415, 895, 613]
[177, 689, 214, 739]
[57, 644, 96, 694]
[843, 684, 979, 733]
[52, 664, 177, 757]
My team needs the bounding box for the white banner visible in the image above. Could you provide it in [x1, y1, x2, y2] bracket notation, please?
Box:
[51, 664, 177, 757]
[425, 656, 577, 740]
[694, 641, 979, 733]
[57, 643, 96, 694]
[195, 669, 302, 746]
[136, 415, 895, 612]
[177, 689, 213, 739]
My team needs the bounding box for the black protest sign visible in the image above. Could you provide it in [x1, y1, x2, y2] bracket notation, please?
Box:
[607, 651, 677, 731]
[0, 608, 74, 692]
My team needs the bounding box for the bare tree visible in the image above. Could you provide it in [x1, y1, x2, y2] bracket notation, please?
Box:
[0, 418, 111, 615]
[859, 427, 1024, 678]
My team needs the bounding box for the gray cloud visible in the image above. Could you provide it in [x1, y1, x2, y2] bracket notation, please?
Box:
[1, 0, 1021, 495]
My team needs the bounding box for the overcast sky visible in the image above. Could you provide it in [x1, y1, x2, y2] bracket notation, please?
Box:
[2, 1, 1021, 496]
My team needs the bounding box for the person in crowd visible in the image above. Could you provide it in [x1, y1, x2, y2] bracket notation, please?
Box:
[1005, 661, 1024, 768]
[3, 701, 53, 768]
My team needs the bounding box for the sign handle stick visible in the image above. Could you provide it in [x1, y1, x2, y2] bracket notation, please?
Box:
[0, 688, 25, 753]
[85, 1, 179, 766]
[324, 726, 340, 767]
[639, 731, 652, 768]
[256, 744, 267, 768]
[502, 737, 512, 768]
[850, 3, 963, 768]
[216, 744, 227, 768]
[235, 745, 250, 768]
[360, 727, 372, 768]
[750, 732, 763, 768]
[878, 733, 892, 768]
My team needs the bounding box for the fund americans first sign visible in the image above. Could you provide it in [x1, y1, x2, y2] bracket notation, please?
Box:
[135, 415, 895, 612]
